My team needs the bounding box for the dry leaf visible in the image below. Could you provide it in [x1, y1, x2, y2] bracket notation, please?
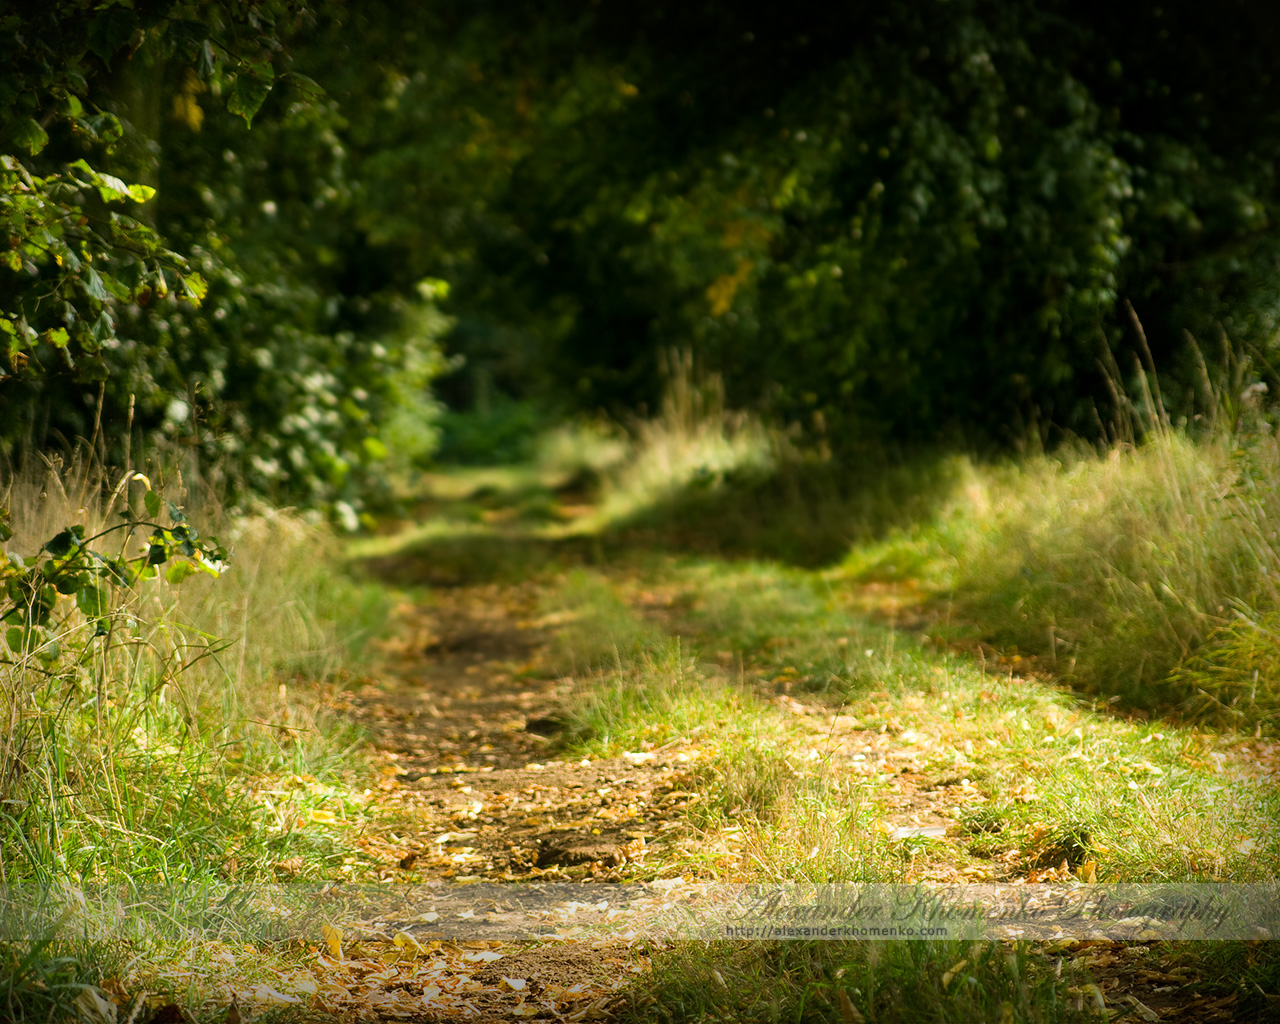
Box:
[392, 930, 424, 954]
[100, 979, 131, 1006]
[73, 988, 117, 1024]
[321, 923, 344, 960]
[250, 985, 299, 1005]
[502, 977, 528, 991]
[1120, 995, 1160, 1022]
[837, 989, 865, 1023]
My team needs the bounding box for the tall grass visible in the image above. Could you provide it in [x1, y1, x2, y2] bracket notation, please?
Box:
[853, 376, 1280, 722]
[591, 349, 775, 526]
[0, 452, 387, 883]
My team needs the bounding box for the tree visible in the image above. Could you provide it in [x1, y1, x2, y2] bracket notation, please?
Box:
[0, 1, 450, 511]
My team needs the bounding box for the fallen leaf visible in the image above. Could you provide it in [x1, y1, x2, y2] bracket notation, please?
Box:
[250, 985, 299, 1005]
[392, 930, 424, 954]
[502, 977, 528, 991]
[100, 978, 131, 1006]
[321, 923, 343, 960]
[1120, 995, 1160, 1022]
[73, 988, 117, 1024]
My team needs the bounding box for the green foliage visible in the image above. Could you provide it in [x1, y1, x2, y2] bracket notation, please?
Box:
[0, 456, 389, 886]
[0, 485, 223, 666]
[0, 1, 289, 381]
[0, 1, 449, 514]
[340, 1, 1280, 448]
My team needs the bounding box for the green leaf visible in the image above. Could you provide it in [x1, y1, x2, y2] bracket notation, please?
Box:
[285, 72, 325, 102]
[37, 635, 60, 664]
[127, 183, 156, 203]
[147, 543, 167, 566]
[79, 356, 109, 383]
[46, 327, 69, 349]
[95, 172, 130, 202]
[45, 527, 83, 557]
[198, 39, 217, 78]
[5, 627, 25, 653]
[143, 490, 162, 520]
[180, 272, 207, 305]
[84, 267, 109, 303]
[76, 582, 109, 618]
[0, 508, 12, 543]
[82, 113, 123, 144]
[164, 561, 199, 585]
[54, 571, 87, 595]
[227, 63, 275, 125]
[12, 118, 49, 155]
[87, 8, 140, 66]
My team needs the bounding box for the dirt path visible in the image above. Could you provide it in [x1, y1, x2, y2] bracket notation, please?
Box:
[316, 581, 705, 1021]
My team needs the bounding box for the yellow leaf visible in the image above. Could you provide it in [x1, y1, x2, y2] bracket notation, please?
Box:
[310, 808, 338, 824]
[392, 931, 423, 954]
[321, 923, 343, 959]
[1077, 860, 1097, 882]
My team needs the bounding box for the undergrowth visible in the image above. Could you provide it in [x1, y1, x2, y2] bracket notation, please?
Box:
[0, 452, 389, 1020]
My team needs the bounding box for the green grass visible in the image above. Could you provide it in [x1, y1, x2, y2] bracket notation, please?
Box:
[541, 558, 1279, 887]
[851, 430, 1280, 725]
[0, 453, 393, 1020]
[619, 940, 1115, 1024]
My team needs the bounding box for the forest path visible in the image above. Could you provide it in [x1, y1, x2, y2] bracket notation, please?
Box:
[305, 564, 1015, 1022]
[316, 577, 694, 1022]
[308, 492, 1278, 1023]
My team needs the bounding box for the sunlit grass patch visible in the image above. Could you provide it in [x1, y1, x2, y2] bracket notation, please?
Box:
[613, 556, 1280, 885]
[846, 432, 1280, 725]
[540, 569, 668, 675]
[583, 353, 776, 532]
[0, 456, 389, 884]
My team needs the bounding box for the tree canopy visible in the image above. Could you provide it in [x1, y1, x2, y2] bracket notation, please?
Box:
[3, 0, 1278, 503]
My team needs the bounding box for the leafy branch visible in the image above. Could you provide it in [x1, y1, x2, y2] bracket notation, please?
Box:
[0, 482, 226, 664]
